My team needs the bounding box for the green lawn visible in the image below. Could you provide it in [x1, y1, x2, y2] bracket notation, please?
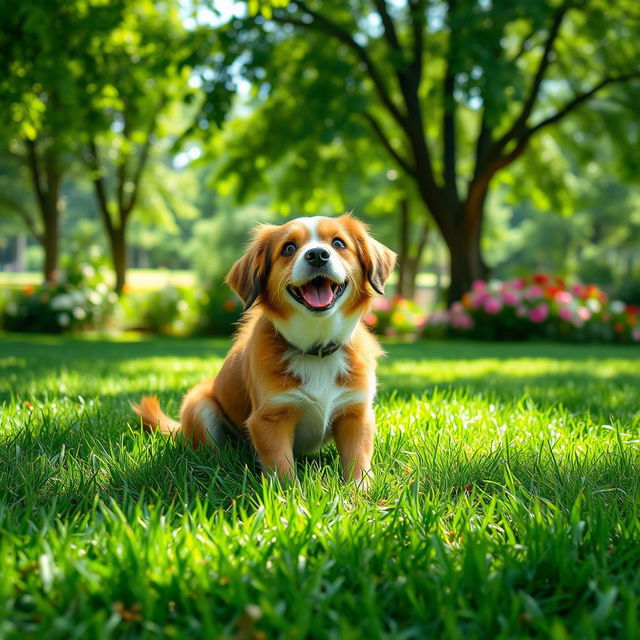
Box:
[1, 336, 639, 639]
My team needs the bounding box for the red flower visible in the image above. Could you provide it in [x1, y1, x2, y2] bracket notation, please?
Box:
[533, 273, 549, 285]
[613, 322, 625, 333]
[627, 305, 639, 315]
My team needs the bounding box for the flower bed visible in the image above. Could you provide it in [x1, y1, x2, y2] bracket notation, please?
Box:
[364, 295, 427, 337]
[426, 275, 640, 343]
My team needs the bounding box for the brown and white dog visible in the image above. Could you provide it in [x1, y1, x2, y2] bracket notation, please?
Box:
[133, 214, 395, 487]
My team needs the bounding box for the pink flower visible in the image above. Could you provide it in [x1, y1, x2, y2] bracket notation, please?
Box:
[632, 328, 640, 342]
[528, 303, 549, 323]
[364, 312, 377, 327]
[470, 290, 489, 309]
[516, 305, 527, 318]
[577, 307, 591, 322]
[472, 280, 487, 292]
[558, 307, 573, 322]
[483, 297, 503, 315]
[523, 285, 544, 301]
[555, 291, 573, 305]
[501, 289, 520, 306]
[451, 312, 473, 329]
[372, 297, 391, 312]
[513, 278, 527, 290]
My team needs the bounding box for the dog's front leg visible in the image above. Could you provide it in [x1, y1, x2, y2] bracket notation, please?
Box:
[332, 404, 375, 490]
[247, 404, 300, 481]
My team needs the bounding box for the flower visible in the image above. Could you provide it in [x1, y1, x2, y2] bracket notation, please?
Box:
[483, 297, 503, 315]
[372, 297, 391, 312]
[632, 328, 640, 342]
[451, 311, 473, 329]
[554, 291, 573, 305]
[500, 289, 520, 306]
[609, 300, 626, 315]
[523, 285, 544, 301]
[471, 280, 487, 292]
[558, 307, 573, 322]
[528, 303, 549, 323]
[363, 312, 377, 327]
[577, 307, 591, 322]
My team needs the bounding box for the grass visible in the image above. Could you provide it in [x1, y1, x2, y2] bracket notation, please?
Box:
[1, 335, 639, 639]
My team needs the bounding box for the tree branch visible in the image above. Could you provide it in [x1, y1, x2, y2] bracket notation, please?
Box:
[527, 73, 640, 136]
[275, 2, 408, 129]
[372, 0, 403, 54]
[87, 138, 115, 237]
[494, 5, 568, 153]
[362, 111, 416, 177]
[24, 138, 47, 215]
[125, 95, 167, 218]
[408, 0, 426, 79]
[442, 0, 458, 204]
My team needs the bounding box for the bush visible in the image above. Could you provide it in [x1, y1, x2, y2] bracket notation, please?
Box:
[364, 296, 427, 337]
[2, 281, 117, 333]
[1, 246, 117, 333]
[426, 274, 640, 343]
[136, 285, 201, 336]
[197, 288, 243, 335]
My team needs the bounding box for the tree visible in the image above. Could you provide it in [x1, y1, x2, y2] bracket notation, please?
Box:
[0, 0, 122, 282]
[201, 0, 640, 301]
[80, 1, 208, 293]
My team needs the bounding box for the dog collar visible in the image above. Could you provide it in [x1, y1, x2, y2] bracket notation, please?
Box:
[301, 342, 342, 358]
[279, 333, 342, 358]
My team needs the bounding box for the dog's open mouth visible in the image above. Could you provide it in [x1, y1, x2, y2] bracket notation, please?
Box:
[287, 277, 348, 312]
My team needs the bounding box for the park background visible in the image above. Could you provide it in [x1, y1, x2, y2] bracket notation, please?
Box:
[1, 1, 640, 638]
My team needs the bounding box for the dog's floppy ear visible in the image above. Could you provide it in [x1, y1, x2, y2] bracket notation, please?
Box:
[342, 214, 397, 295]
[226, 224, 275, 310]
[364, 236, 397, 295]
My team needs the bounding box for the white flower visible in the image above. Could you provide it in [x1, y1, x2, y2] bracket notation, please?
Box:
[88, 291, 102, 305]
[586, 298, 601, 313]
[610, 300, 626, 314]
[57, 313, 71, 327]
[73, 307, 86, 320]
[51, 294, 73, 310]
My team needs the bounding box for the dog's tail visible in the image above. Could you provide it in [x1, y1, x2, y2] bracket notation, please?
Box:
[131, 396, 181, 437]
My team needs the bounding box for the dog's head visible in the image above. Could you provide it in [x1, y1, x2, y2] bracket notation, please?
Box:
[226, 214, 396, 320]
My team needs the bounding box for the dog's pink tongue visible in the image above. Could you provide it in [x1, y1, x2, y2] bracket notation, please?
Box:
[301, 280, 333, 308]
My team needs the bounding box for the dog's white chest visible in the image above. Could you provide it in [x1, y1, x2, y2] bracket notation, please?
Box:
[279, 350, 363, 455]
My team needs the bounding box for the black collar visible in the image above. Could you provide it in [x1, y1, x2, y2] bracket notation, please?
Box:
[279, 333, 343, 358]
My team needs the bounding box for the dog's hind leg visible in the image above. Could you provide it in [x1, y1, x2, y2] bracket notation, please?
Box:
[179, 379, 229, 448]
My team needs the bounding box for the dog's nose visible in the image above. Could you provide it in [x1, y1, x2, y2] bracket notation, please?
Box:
[304, 247, 330, 267]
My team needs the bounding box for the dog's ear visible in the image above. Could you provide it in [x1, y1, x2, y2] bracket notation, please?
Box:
[364, 236, 397, 295]
[341, 214, 397, 295]
[226, 224, 275, 310]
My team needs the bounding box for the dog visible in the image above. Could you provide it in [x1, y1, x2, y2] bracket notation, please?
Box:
[132, 214, 396, 487]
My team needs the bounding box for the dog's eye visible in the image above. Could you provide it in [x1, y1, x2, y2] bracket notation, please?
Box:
[332, 238, 346, 250]
[281, 242, 297, 257]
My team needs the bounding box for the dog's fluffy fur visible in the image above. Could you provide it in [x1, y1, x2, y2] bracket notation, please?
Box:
[133, 214, 395, 486]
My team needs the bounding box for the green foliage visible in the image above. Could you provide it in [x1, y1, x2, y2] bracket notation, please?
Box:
[1, 337, 639, 636]
[189, 201, 278, 287]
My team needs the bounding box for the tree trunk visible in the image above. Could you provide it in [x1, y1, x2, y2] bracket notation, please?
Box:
[396, 198, 410, 298]
[109, 226, 128, 294]
[42, 206, 59, 283]
[445, 210, 488, 304]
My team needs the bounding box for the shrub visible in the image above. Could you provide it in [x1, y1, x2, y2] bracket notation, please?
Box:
[197, 287, 243, 335]
[2, 281, 117, 333]
[365, 296, 427, 337]
[139, 285, 200, 336]
[1, 246, 117, 333]
[426, 274, 640, 343]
